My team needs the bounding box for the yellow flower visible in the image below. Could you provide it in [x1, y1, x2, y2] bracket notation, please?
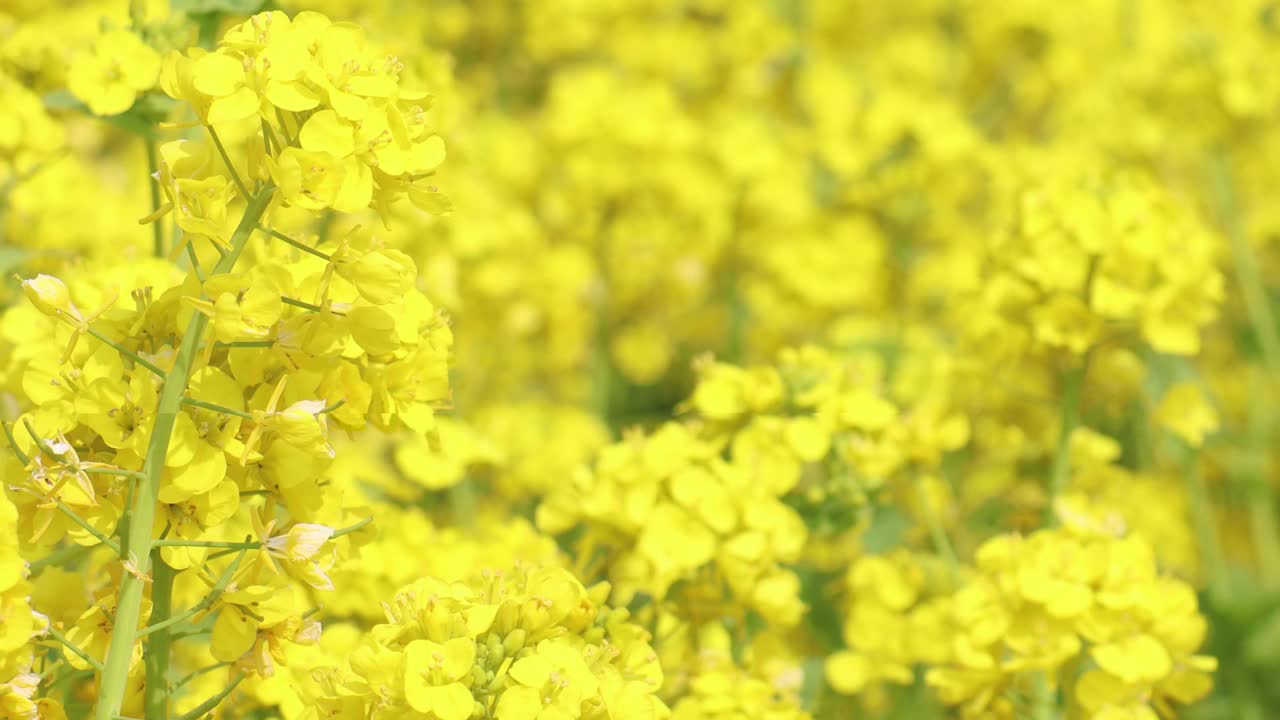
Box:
[330, 245, 417, 306]
[1154, 383, 1219, 448]
[497, 638, 599, 720]
[1091, 634, 1173, 685]
[404, 637, 475, 720]
[191, 52, 259, 126]
[67, 30, 161, 116]
[183, 273, 284, 344]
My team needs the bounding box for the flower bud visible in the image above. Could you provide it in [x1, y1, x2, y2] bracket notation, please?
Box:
[265, 523, 335, 562]
[21, 275, 78, 319]
[268, 400, 335, 458]
[485, 632, 503, 660]
[502, 629, 526, 656]
[334, 248, 416, 305]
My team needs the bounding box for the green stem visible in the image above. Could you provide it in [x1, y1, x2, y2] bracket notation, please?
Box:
[258, 226, 332, 261]
[54, 500, 120, 555]
[215, 340, 274, 348]
[181, 396, 252, 420]
[144, 552, 175, 719]
[86, 327, 166, 379]
[28, 542, 93, 574]
[333, 516, 372, 538]
[2, 421, 29, 465]
[152, 517, 370, 550]
[318, 399, 346, 414]
[173, 662, 231, 690]
[281, 296, 343, 314]
[93, 187, 274, 720]
[138, 549, 242, 638]
[1209, 151, 1280, 598]
[450, 478, 476, 530]
[1047, 360, 1087, 524]
[152, 539, 259, 549]
[1183, 448, 1231, 602]
[260, 119, 274, 172]
[1246, 368, 1280, 587]
[174, 674, 244, 720]
[915, 472, 959, 578]
[1211, 151, 1280, 376]
[183, 235, 206, 283]
[145, 139, 165, 257]
[1031, 671, 1058, 720]
[82, 467, 145, 480]
[46, 625, 105, 673]
[206, 127, 250, 202]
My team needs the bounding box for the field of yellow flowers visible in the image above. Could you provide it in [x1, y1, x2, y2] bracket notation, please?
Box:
[2, 1, 1279, 718]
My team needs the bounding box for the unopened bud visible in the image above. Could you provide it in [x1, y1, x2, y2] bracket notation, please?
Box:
[502, 629, 526, 656]
[21, 275, 78, 319]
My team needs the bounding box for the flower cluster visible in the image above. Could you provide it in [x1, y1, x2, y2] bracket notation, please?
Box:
[539, 421, 808, 628]
[924, 519, 1216, 719]
[299, 565, 667, 720]
[2, 8, 451, 719]
[161, 10, 448, 218]
[0, 492, 60, 720]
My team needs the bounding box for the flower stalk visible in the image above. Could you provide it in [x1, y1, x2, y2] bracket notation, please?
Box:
[93, 187, 275, 720]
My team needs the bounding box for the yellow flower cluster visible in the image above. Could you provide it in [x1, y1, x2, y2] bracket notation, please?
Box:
[539, 421, 808, 628]
[0, 492, 61, 720]
[161, 11, 448, 218]
[298, 565, 667, 720]
[660, 623, 809, 720]
[928, 520, 1216, 719]
[826, 516, 1217, 720]
[1, 7, 453, 719]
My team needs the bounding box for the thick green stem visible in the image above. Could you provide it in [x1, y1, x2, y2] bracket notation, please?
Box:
[144, 552, 175, 719]
[93, 188, 274, 720]
[145, 139, 165, 257]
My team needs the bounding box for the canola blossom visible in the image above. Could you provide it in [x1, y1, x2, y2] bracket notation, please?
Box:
[0, 1, 1278, 719]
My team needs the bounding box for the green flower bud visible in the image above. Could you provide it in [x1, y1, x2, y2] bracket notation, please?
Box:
[502, 628, 526, 656]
